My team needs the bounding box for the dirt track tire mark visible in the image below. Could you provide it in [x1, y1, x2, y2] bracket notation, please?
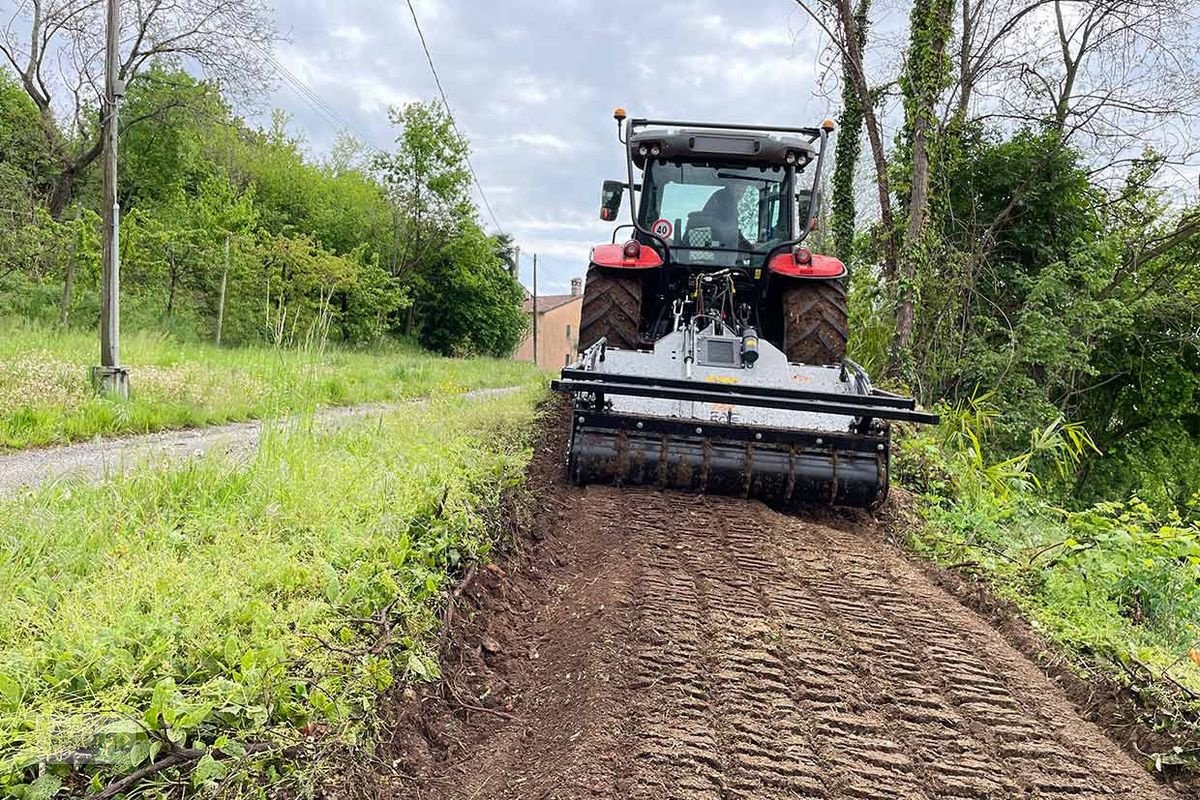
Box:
[779, 521, 1133, 796]
[408, 485, 1178, 800]
[617, 491, 1173, 800]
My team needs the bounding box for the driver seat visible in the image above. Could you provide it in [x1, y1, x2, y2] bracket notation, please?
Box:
[685, 188, 738, 249]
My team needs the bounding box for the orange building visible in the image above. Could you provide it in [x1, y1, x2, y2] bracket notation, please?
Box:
[515, 278, 584, 369]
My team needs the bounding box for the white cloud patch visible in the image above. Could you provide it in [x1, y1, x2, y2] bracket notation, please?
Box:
[331, 25, 369, 47]
[510, 211, 609, 234]
[509, 74, 554, 105]
[348, 78, 417, 115]
[515, 237, 595, 262]
[674, 53, 818, 92]
[510, 132, 573, 152]
[732, 28, 795, 49]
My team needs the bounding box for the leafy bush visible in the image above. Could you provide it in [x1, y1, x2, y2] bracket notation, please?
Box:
[899, 397, 1200, 705]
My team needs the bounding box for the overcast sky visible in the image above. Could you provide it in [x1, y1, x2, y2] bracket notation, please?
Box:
[260, 0, 830, 295]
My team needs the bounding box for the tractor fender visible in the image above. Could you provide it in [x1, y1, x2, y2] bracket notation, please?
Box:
[767, 251, 847, 280]
[590, 243, 664, 270]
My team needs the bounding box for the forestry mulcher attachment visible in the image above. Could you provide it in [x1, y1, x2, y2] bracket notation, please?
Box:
[552, 110, 937, 508]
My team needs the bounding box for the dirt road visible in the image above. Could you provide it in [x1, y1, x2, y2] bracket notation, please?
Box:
[0, 388, 517, 496]
[378, 422, 1179, 799]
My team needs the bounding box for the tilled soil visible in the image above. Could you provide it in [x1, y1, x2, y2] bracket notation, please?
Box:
[372, 417, 1180, 800]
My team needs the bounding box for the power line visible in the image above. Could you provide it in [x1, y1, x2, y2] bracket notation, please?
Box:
[249, 42, 383, 156]
[403, 0, 506, 236]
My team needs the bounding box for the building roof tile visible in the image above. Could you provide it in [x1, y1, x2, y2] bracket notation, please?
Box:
[522, 294, 581, 314]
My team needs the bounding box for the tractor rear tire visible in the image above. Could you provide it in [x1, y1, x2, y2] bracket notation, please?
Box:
[782, 279, 849, 365]
[579, 268, 643, 351]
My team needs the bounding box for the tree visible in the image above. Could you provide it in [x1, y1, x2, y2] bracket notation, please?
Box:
[374, 101, 474, 281]
[0, 0, 275, 217]
[830, 0, 870, 265]
[411, 226, 527, 358]
[890, 0, 957, 374]
[795, 0, 957, 377]
[373, 100, 478, 337]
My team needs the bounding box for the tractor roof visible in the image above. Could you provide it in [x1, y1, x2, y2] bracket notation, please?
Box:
[629, 126, 816, 170]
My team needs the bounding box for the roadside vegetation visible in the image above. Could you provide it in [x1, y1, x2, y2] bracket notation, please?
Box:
[0, 385, 544, 797]
[1, 64, 526, 359]
[815, 0, 1200, 766]
[0, 7, 547, 793]
[0, 318, 539, 449]
[896, 403, 1200, 762]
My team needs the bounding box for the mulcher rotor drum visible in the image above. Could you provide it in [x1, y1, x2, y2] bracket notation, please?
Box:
[568, 411, 887, 508]
[554, 324, 936, 510]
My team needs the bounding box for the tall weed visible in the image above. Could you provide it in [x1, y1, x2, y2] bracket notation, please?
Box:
[898, 396, 1200, 704]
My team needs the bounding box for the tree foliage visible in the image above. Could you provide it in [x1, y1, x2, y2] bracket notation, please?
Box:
[0, 0, 276, 217]
[0, 66, 524, 357]
[804, 0, 1200, 511]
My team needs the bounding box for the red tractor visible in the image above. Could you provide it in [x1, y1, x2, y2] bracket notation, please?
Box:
[580, 109, 849, 366]
[552, 110, 934, 508]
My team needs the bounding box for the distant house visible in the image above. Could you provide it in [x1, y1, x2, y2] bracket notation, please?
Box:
[515, 277, 583, 369]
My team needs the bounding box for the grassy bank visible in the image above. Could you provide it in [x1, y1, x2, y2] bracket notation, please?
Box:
[896, 398, 1200, 765]
[0, 385, 545, 797]
[0, 318, 540, 449]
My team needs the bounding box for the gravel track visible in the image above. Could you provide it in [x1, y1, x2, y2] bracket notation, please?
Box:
[0, 387, 519, 497]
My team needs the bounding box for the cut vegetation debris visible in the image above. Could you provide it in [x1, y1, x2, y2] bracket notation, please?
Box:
[0, 318, 541, 450]
[0, 385, 545, 797]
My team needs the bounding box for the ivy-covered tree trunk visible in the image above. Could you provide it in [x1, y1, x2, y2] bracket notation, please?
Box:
[831, 0, 870, 266]
[831, 0, 897, 283]
[889, 0, 956, 378]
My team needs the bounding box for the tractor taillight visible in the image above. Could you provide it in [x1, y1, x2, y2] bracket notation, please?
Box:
[793, 246, 813, 264]
[623, 240, 642, 259]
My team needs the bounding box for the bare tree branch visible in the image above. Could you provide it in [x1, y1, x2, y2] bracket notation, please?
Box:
[1, 0, 276, 217]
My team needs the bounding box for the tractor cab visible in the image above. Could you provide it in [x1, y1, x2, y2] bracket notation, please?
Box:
[629, 128, 816, 269]
[588, 111, 846, 360]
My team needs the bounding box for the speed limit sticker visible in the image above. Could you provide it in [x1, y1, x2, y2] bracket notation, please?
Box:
[651, 218, 673, 239]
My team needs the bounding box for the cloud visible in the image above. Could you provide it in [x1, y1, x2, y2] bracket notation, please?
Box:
[675, 53, 817, 91]
[347, 78, 417, 115]
[330, 25, 369, 47]
[262, 0, 828, 291]
[690, 14, 724, 32]
[509, 132, 573, 152]
[509, 75, 553, 105]
[732, 29, 796, 49]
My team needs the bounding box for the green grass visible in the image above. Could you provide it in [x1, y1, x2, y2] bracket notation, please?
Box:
[0, 384, 546, 797]
[896, 401, 1200, 759]
[0, 317, 541, 449]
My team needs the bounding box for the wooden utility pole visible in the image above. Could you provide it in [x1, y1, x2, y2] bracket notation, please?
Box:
[93, 0, 129, 397]
[216, 234, 230, 346]
[532, 253, 539, 368]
